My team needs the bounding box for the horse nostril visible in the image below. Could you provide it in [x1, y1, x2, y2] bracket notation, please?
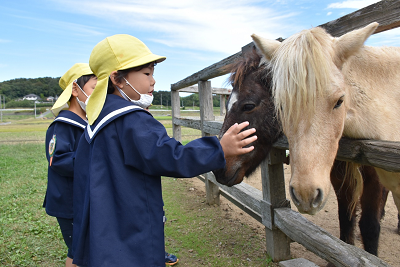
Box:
[312, 188, 323, 208]
[289, 186, 300, 206]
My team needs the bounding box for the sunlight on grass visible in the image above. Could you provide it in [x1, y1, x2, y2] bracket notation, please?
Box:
[0, 108, 275, 266]
[0, 143, 65, 266]
[163, 178, 274, 266]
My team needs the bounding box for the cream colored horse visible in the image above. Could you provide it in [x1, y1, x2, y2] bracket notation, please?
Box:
[251, 23, 400, 217]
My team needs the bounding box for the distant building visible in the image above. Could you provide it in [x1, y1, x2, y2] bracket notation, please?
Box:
[46, 96, 55, 102]
[23, 94, 40, 101]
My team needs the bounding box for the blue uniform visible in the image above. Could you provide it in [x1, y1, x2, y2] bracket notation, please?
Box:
[43, 110, 87, 218]
[72, 94, 225, 267]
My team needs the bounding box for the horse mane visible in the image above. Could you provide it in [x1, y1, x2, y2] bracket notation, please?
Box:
[226, 47, 270, 89]
[270, 27, 333, 131]
[270, 27, 364, 212]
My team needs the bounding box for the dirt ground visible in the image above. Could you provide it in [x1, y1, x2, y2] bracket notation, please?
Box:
[187, 165, 400, 266]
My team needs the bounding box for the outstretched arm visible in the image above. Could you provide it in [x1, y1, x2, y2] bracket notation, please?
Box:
[220, 121, 257, 159]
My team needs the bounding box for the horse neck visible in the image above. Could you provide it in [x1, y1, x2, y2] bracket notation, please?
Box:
[343, 46, 400, 141]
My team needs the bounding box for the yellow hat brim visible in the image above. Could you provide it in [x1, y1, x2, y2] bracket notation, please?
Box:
[51, 83, 72, 116]
[86, 77, 108, 125]
[52, 63, 93, 116]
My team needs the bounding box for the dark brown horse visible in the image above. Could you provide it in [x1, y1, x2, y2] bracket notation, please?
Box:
[212, 47, 390, 255]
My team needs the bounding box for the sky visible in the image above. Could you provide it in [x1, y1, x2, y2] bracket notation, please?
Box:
[1, 0, 399, 95]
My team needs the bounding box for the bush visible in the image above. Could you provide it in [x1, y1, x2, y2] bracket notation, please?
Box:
[6, 100, 33, 108]
[6, 100, 53, 109]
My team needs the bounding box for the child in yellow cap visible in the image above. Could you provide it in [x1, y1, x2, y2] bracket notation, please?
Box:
[72, 35, 257, 267]
[43, 63, 96, 267]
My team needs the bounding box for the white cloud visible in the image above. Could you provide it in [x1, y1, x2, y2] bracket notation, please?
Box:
[366, 27, 400, 47]
[327, 12, 332, 16]
[327, 0, 380, 9]
[11, 14, 104, 37]
[49, 0, 298, 54]
[0, 39, 11, 43]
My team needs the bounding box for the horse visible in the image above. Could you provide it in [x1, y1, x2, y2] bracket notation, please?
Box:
[212, 46, 389, 255]
[251, 22, 400, 234]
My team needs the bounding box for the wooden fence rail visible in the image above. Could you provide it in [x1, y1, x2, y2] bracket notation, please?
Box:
[170, 1, 400, 266]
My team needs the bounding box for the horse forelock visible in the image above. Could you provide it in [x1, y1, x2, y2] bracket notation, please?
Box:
[270, 27, 333, 132]
[228, 48, 269, 91]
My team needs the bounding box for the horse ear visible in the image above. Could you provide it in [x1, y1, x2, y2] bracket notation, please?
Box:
[251, 34, 281, 61]
[333, 22, 379, 68]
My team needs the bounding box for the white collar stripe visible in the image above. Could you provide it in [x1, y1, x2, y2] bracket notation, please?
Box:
[86, 105, 142, 140]
[54, 117, 86, 129]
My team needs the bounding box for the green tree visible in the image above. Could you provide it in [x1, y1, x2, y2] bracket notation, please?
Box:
[0, 77, 61, 103]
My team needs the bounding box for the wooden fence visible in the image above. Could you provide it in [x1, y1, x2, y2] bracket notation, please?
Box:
[170, 1, 400, 266]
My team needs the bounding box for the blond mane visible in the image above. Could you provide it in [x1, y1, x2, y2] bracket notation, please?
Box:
[269, 27, 365, 212]
[269, 27, 333, 131]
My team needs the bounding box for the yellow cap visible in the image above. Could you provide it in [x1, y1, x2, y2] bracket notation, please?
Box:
[86, 34, 166, 124]
[51, 63, 93, 116]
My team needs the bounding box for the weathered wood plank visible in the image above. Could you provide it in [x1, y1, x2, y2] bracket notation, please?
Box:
[198, 81, 220, 204]
[171, 90, 181, 142]
[274, 208, 390, 267]
[175, 118, 400, 171]
[206, 172, 263, 215]
[220, 95, 226, 116]
[202, 121, 222, 136]
[336, 138, 400, 172]
[171, 52, 241, 91]
[198, 81, 215, 137]
[197, 175, 262, 223]
[177, 85, 232, 95]
[261, 152, 291, 261]
[320, 0, 400, 37]
[272, 136, 400, 172]
[170, 0, 400, 92]
[173, 117, 201, 131]
[173, 118, 221, 136]
[200, 173, 391, 265]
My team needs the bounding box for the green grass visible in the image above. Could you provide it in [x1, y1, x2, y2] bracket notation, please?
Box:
[0, 112, 275, 267]
[163, 178, 274, 266]
[0, 143, 66, 266]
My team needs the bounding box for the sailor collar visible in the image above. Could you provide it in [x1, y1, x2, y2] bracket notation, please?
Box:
[85, 94, 146, 143]
[51, 110, 87, 129]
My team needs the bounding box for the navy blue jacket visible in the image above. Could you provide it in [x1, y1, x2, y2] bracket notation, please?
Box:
[72, 94, 225, 267]
[43, 110, 87, 218]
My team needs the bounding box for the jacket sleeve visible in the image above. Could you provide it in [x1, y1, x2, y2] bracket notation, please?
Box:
[118, 111, 226, 178]
[46, 123, 78, 177]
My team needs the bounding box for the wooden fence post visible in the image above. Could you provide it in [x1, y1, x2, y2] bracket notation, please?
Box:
[198, 80, 219, 205]
[171, 90, 181, 142]
[220, 95, 226, 116]
[198, 80, 215, 136]
[261, 148, 291, 261]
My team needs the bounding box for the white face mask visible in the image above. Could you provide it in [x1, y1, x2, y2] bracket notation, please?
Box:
[116, 78, 153, 109]
[75, 82, 90, 112]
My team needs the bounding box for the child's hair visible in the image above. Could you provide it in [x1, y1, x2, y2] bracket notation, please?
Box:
[69, 74, 96, 101]
[107, 62, 155, 94]
[77, 74, 96, 89]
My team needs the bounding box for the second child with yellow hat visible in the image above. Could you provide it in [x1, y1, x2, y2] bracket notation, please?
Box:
[72, 35, 257, 267]
[43, 63, 96, 267]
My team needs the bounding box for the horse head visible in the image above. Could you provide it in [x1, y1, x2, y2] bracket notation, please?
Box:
[251, 22, 378, 214]
[213, 47, 281, 186]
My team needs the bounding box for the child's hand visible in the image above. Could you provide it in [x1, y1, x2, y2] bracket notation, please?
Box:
[220, 121, 257, 159]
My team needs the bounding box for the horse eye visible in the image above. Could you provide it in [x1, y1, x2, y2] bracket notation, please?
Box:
[334, 99, 343, 109]
[243, 104, 255, 111]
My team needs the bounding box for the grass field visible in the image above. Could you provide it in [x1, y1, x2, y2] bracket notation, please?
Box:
[0, 110, 274, 266]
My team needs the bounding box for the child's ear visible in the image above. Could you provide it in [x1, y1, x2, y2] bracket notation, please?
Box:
[71, 82, 79, 97]
[110, 71, 123, 89]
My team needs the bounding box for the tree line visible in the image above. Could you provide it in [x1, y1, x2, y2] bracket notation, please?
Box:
[0, 77, 222, 108]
